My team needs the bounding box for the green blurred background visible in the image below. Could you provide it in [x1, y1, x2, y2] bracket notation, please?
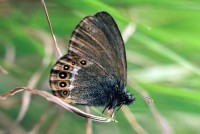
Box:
[1, 0, 200, 134]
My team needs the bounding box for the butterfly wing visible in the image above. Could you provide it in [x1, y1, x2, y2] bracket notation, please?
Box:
[49, 11, 128, 107]
[68, 11, 127, 84]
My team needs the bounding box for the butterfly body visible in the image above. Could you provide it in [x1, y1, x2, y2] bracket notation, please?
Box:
[49, 11, 134, 110]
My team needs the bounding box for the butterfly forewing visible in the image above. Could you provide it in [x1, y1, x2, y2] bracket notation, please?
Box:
[68, 11, 127, 84]
[94, 12, 127, 83]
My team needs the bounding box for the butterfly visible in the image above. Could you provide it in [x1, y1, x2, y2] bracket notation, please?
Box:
[49, 11, 134, 114]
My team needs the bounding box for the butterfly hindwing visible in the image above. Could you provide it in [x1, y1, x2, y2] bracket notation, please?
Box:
[49, 54, 115, 106]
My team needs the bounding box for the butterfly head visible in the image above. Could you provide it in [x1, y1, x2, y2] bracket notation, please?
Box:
[106, 85, 135, 110]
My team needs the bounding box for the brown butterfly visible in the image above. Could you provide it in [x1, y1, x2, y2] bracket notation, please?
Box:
[49, 11, 134, 113]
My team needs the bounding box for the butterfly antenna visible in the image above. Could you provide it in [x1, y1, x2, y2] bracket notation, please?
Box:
[117, 103, 124, 112]
[101, 105, 108, 115]
[41, 0, 62, 57]
[114, 103, 123, 117]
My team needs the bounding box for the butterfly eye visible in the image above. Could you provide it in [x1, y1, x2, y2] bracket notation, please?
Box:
[59, 72, 67, 79]
[80, 60, 87, 65]
[59, 81, 67, 87]
[63, 65, 69, 70]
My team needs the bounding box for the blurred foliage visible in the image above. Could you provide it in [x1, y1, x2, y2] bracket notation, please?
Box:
[0, 0, 200, 134]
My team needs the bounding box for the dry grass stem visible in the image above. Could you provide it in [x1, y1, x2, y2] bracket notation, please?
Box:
[85, 106, 93, 134]
[121, 106, 148, 134]
[0, 87, 112, 122]
[129, 80, 173, 134]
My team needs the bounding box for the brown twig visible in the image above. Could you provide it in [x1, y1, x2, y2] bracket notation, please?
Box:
[0, 87, 112, 122]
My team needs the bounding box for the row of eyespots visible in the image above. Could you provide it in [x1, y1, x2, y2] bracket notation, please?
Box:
[50, 57, 88, 97]
[66, 60, 87, 66]
[57, 60, 87, 88]
[58, 55, 87, 67]
[60, 54, 87, 66]
[59, 54, 88, 65]
[59, 60, 87, 69]
[57, 60, 87, 75]
[50, 63, 73, 90]
[50, 56, 71, 98]
[52, 60, 87, 80]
